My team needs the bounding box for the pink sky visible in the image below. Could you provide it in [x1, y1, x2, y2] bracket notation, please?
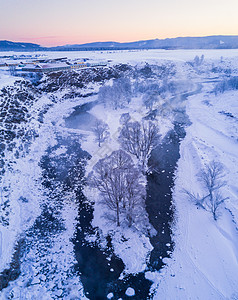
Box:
[0, 0, 237, 46]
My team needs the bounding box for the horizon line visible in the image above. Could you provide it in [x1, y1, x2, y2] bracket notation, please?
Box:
[1, 34, 238, 47]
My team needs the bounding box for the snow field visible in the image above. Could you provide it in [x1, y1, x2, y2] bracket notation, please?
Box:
[150, 75, 238, 299]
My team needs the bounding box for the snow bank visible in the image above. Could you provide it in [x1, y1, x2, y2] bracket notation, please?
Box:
[0, 77, 90, 298]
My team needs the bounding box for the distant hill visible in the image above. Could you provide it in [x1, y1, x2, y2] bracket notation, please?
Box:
[0, 40, 43, 51]
[52, 36, 238, 50]
[1, 36, 238, 51]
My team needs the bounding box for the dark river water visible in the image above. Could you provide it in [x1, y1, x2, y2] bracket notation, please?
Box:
[65, 101, 98, 131]
[146, 123, 186, 271]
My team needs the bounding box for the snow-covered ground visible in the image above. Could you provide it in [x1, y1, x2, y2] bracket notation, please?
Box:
[0, 74, 96, 298]
[146, 59, 238, 299]
[1, 49, 238, 299]
[1, 49, 238, 64]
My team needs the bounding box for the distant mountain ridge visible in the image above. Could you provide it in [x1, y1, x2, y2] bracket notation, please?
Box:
[54, 36, 238, 50]
[1, 36, 238, 51]
[0, 40, 43, 51]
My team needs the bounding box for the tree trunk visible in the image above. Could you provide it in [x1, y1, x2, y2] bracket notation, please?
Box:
[116, 202, 120, 226]
[212, 207, 217, 221]
[128, 214, 132, 227]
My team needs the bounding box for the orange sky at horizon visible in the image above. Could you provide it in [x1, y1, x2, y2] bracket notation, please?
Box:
[0, 0, 238, 46]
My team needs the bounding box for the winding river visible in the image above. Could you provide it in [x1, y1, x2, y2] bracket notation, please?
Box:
[0, 83, 202, 299]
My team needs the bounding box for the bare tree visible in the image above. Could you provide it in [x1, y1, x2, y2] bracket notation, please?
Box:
[119, 120, 160, 170]
[198, 161, 228, 220]
[208, 191, 228, 221]
[184, 161, 228, 220]
[199, 161, 226, 195]
[88, 150, 144, 227]
[92, 119, 110, 147]
[143, 90, 159, 111]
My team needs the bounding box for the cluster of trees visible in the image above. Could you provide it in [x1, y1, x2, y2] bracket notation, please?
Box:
[90, 113, 160, 227]
[214, 76, 238, 94]
[98, 77, 132, 110]
[184, 161, 228, 220]
[188, 55, 205, 68]
[134, 63, 176, 80]
[194, 55, 204, 67]
[134, 78, 193, 121]
[92, 113, 160, 171]
[88, 150, 145, 227]
[91, 72, 165, 227]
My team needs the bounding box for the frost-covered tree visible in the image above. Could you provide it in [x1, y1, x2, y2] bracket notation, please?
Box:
[207, 190, 228, 221]
[119, 113, 131, 125]
[89, 150, 130, 226]
[193, 55, 204, 67]
[194, 55, 200, 66]
[113, 77, 132, 105]
[214, 76, 238, 94]
[184, 161, 228, 220]
[97, 85, 112, 107]
[119, 120, 160, 170]
[125, 168, 145, 227]
[200, 54, 204, 65]
[143, 90, 159, 111]
[92, 119, 110, 147]
[97, 77, 132, 110]
[199, 161, 225, 195]
[88, 150, 144, 226]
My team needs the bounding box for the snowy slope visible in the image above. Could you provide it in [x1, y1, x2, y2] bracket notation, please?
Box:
[148, 70, 238, 299]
